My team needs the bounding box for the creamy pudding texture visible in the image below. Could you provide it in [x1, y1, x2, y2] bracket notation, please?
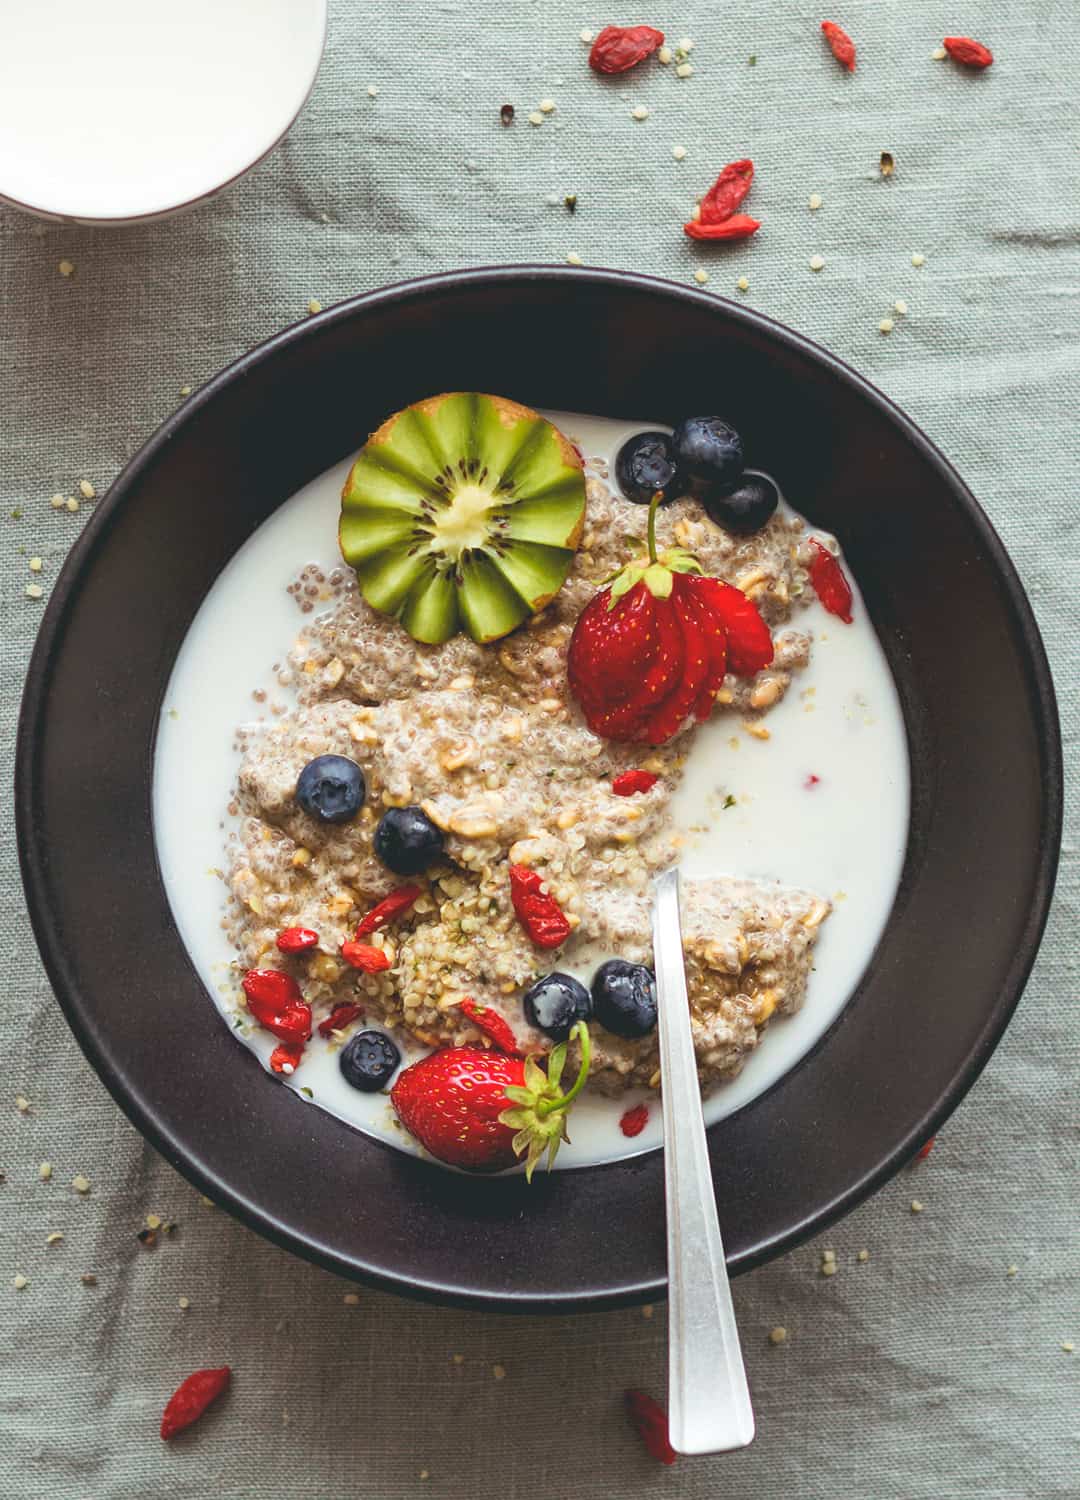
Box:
[153, 411, 910, 1168]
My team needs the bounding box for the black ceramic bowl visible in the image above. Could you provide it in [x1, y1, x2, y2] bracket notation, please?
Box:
[16, 268, 1061, 1310]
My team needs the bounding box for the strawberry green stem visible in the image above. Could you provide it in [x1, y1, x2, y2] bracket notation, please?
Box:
[646, 494, 661, 565]
[537, 1023, 592, 1117]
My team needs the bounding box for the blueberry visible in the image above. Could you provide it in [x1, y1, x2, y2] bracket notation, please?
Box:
[295, 755, 366, 824]
[523, 972, 593, 1041]
[374, 805, 445, 876]
[615, 431, 684, 506]
[671, 416, 744, 496]
[591, 959, 657, 1039]
[702, 472, 779, 536]
[339, 1029, 401, 1092]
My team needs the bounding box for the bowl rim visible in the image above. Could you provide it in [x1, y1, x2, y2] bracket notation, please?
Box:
[15, 265, 1063, 1308]
[0, 0, 328, 225]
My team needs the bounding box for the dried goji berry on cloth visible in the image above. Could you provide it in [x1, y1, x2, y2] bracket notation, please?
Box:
[821, 20, 856, 71]
[160, 1366, 231, 1440]
[701, 159, 754, 222]
[340, 941, 392, 973]
[807, 538, 855, 623]
[916, 1136, 936, 1161]
[241, 970, 312, 1044]
[625, 1389, 677, 1464]
[612, 770, 659, 797]
[588, 24, 665, 75]
[354, 885, 422, 937]
[509, 865, 572, 949]
[317, 1002, 364, 1038]
[459, 999, 522, 1055]
[684, 214, 760, 242]
[943, 36, 993, 68]
[276, 926, 319, 954]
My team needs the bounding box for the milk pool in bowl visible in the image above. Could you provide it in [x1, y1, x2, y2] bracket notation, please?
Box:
[153, 411, 910, 1169]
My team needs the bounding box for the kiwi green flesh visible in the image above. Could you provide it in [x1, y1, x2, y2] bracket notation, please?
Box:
[457, 552, 532, 643]
[340, 394, 586, 643]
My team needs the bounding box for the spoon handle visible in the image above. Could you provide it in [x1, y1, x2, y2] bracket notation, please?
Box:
[652, 868, 756, 1454]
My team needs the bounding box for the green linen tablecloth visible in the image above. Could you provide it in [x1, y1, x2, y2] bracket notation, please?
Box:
[1, 3, 1076, 1496]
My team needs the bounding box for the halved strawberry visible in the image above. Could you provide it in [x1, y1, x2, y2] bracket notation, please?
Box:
[567, 581, 657, 718]
[566, 494, 773, 744]
[692, 576, 774, 676]
[591, 594, 684, 740]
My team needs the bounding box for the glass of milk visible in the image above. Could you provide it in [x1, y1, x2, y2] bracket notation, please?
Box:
[0, 0, 327, 223]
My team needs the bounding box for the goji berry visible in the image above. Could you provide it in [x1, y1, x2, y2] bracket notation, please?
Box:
[804, 773, 821, 789]
[317, 1001, 364, 1038]
[269, 1042, 304, 1074]
[276, 926, 319, 954]
[160, 1366, 231, 1440]
[624, 1389, 677, 1465]
[943, 36, 993, 68]
[821, 20, 856, 71]
[612, 770, 659, 797]
[509, 865, 572, 949]
[916, 1136, 936, 1161]
[459, 998, 521, 1055]
[354, 885, 422, 937]
[340, 941, 392, 973]
[684, 214, 761, 242]
[701, 159, 754, 222]
[620, 1103, 650, 1137]
[588, 24, 665, 75]
[807, 538, 854, 623]
[241, 969, 312, 1044]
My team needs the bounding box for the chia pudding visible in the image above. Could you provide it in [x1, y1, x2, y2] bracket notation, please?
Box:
[154, 404, 910, 1170]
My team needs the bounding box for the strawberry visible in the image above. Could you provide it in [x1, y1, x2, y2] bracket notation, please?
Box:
[690, 575, 774, 675]
[585, 589, 684, 740]
[567, 495, 773, 744]
[567, 581, 657, 718]
[643, 580, 709, 745]
[390, 1024, 592, 1179]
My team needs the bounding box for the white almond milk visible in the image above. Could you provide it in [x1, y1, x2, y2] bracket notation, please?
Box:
[0, 0, 326, 220]
[153, 412, 909, 1168]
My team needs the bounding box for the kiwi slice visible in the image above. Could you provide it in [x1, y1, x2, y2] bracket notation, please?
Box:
[339, 393, 586, 644]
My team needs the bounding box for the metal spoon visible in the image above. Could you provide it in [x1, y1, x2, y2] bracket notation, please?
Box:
[652, 867, 756, 1454]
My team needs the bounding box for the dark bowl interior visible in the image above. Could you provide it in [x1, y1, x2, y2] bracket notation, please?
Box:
[16, 268, 1061, 1309]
